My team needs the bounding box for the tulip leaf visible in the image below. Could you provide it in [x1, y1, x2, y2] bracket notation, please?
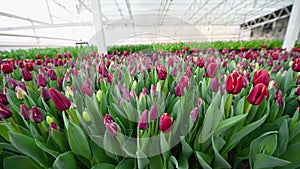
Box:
[91, 163, 116, 169]
[0, 123, 10, 142]
[195, 151, 212, 169]
[214, 114, 247, 136]
[280, 142, 300, 168]
[53, 151, 79, 169]
[169, 155, 179, 169]
[137, 151, 149, 169]
[35, 140, 60, 158]
[6, 89, 21, 113]
[149, 155, 164, 169]
[9, 132, 49, 168]
[253, 154, 290, 169]
[4, 155, 41, 169]
[278, 118, 289, 156]
[212, 135, 231, 169]
[224, 113, 268, 153]
[116, 158, 135, 169]
[67, 121, 92, 160]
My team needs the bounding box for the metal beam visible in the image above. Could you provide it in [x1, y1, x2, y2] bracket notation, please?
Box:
[0, 11, 50, 24]
[193, 1, 226, 25]
[0, 33, 77, 41]
[0, 22, 93, 31]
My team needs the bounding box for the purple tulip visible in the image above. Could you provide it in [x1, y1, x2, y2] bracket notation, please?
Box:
[0, 103, 12, 119]
[0, 92, 9, 105]
[185, 66, 193, 78]
[190, 107, 199, 122]
[81, 84, 93, 97]
[48, 69, 57, 80]
[20, 104, 30, 120]
[49, 122, 60, 136]
[106, 123, 117, 136]
[157, 65, 167, 80]
[30, 106, 44, 123]
[22, 68, 32, 81]
[37, 74, 47, 87]
[49, 88, 71, 111]
[149, 104, 158, 120]
[138, 109, 149, 130]
[210, 77, 219, 92]
[104, 114, 114, 124]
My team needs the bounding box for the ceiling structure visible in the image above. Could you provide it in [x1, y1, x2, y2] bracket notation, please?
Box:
[0, 0, 294, 50]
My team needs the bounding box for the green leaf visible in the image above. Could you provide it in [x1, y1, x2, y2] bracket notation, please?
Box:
[137, 151, 149, 169]
[4, 155, 41, 169]
[35, 140, 60, 158]
[53, 151, 79, 169]
[200, 106, 222, 143]
[234, 97, 245, 115]
[278, 118, 289, 156]
[195, 151, 212, 169]
[9, 132, 49, 168]
[149, 155, 164, 169]
[67, 121, 92, 160]
[91, 163, 116, 169]
[212, 135, 231, 169]
[253, 154, 290, 169]
[169, 155, 179, 169]
[116, 158, 135, 169]
[0, 123, 10, 141]
[214, 114, 247, 136]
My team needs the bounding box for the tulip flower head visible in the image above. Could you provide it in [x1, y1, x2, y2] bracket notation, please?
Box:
[30, 106, 44, 123]
[49, 88, 71, 111]
[205, 62, 218, 78]
[37, 74, 47, 87]
[225, 72, 244, 94]
[157, 65, 167, 80]
[0, 103, 12, 119]
[247, 83, 269, 105]
[22, 68, 33, 81]
[190, 107, 199, 122]
[1, 63, 13, 74]
[48, 69, 57, 80]
[175, 76, 190, 96]
[292, 58, 300, 72]
[104, 114, 114, 124]
[138, 109, 149, 130]
[149, 104, 158, 120]
[210, 77, 219, 92]
[20, 104, 30, 120]
[159, 113, 173, 133]
[253, 69, 270, 86]
[105, 123, 117, 136]
[49, 122, 60, 136]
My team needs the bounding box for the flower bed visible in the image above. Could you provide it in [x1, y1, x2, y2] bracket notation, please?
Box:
[0, 46, 300, 169]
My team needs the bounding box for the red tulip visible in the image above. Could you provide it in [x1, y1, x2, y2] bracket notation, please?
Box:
[104, 114, 114, 124]
[225, 72, 244, 94]
[20, 104, 30, 120]
[30, 106, 44, 123]
[22, 68, 32, 81]
[175, 76, 190, 96]
[48, 69, 57, 80]
[247, 83, 269, 105]
[25, 62, 34, 71]
[98, 65, 108, 77]
[206, 62, 218, 78]
[292, 58, 300, 72]
[0, 103, 12, 119]
[159, 113, 173, 133]
[37, 74, 47, 87]
[1, 63, 13, 74]
[272, 53, 278, 60]
[0, 92, 9, 105]
[253, 69, 270, 86]
[138, 109, 149, 130]
[107, 73, 114, 84]
[185, 66, 193, 78]
[49, 88, 71, 111]
[157, 65, 167, 80]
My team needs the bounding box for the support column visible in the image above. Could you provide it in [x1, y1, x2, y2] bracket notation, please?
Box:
[91, 0, 107, 53]
[283, 0, 300, 51]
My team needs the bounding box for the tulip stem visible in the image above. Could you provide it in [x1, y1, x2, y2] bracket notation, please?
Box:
[245, 104, 253, 115]
[66, 109, 79, 125]
[226, 94, 233, 118]
[8, 118, 21, 133]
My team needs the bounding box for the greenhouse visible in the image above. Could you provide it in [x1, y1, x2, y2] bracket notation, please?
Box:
[0, 0, 300, 168]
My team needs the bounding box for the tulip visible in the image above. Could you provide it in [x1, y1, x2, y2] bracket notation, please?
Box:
[292, 58, 300, 72]
[104, 114, 114, 124]
[107, 73, 114, 84]
[210, 77, 219, 92]
[197, 98, 203, 106]
[206, 62, 218, 78]
[15, 86, 27, 100]
[0, 103, 12, 119]
[151, 84, 157, 97]
[96, 90, 103, 102]
[175, 76, 190, 96]
[0, 92, 9, 105]
[123, 88, 130, 101]
[41, 87, 51, 101]
[272, 53, 278, 60]
[105, 123, 117, 136]
[49, 122, 60, 136]
[225, 72, 244, 94]
[49, 88, 71, 111]
[81, 84, 93, 97]
[22, 68, 32, 81]
[247, 83, 269, 105]
[1, 63, 13, 74]
[296, 86, 300, 96]
[138, 110, 149, 130]
[142, 87, 149, 95]
[57, 78, 63, 89]
[185, 66, 193, 78]
[196, 57, 204, 67]
[25, 62, 34, 71]
[167, 57, 174, 66]
[159, 113, 173, 133]
[7, 78, 18, 89]
[98, 65, 108, 77]
[20, 104, 30, 120]
[253, 69, 270, 86]
[64, 72, 71, 83]
[48, 69, 57, 80]
[37, 74, 47, 87]
[157, 65, 167, 80]
[275, 90, 283, 107]
[190, 107, 199, 122]
[149, 104, 158, 120]
[171, 67, 177, 77]
[130, 90, 136, 100]
[30, 106, 44, 123]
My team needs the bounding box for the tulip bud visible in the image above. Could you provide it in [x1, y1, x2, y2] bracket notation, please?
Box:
[130, 90, 136, 100]
[157, 65, 167, 80]
[149, 104, 158, 120]
[142, 87, 149, 95]
[25, 62, 34, 71]
[49, 88, 71, 111]
[49, 122, 60, 136]
[190, 107, 199, 122]
[81, 84, 93, 97]
[22, 68, 32, 81]
[275, 90, 283, 107]
[159, 113, 173, 133]
[123, 88, 130, 101]
[225, 72, 244, 94]
[37, 74, 47, 87]
[0, 103, 12, 119]
[185, 66, 193, 78]
[105, 123, 117, 136]
[292, 58, 300, 72]
[151, 84, 157, 97]
[296, 86, 300, 96]
[197, 98, 203, 106]
[138, 110, 149, 130]
[96, 90, 103, 101]
[20, 104, 30, 120]
[0, 92, 9, 105]
[104, 114, 114, 124]
[98, 65, 108, 77]
[247, 83, 269, 105]
[1, 63, 13, 74]
[171, 67, 177, 77]
[253, 69, 270, 86]
[206, 62, 218, 78]
[46, 116, 53, 124]
[30, 106, 44, 123]
[15, 86, 27, 100]
[175, 76, 190, 96]
[210, 77, 219, 92]
[41, 87, 51, 101]
[57, 78, 63, 89]
[64, 72, 71, 83]
[48, 69, 57, 80]
[82, 111, 91, 123]
[107, 73, 114, 84]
